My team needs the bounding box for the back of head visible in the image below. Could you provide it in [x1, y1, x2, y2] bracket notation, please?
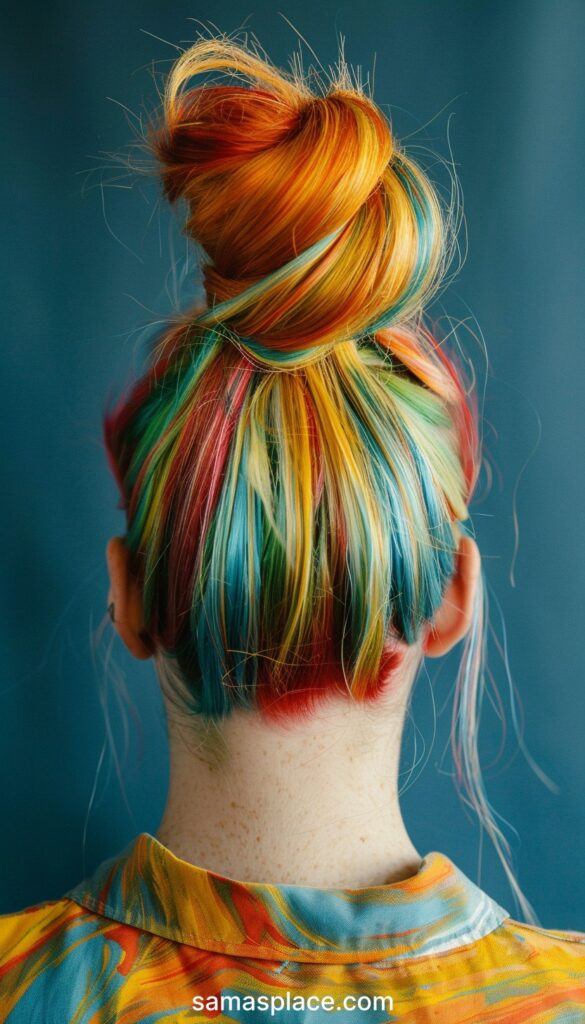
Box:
[104, 35, 478, 721]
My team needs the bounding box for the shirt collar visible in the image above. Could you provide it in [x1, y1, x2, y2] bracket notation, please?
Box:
[66, 833, 509, 964]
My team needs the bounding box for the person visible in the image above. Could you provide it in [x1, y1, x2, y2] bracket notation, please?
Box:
[1, 32, 584, 1024]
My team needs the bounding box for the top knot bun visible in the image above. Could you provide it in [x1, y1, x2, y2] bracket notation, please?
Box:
[150, 38, 446, 356]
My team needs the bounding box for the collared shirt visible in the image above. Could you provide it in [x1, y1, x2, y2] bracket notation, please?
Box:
[0, 832, 584, 1021]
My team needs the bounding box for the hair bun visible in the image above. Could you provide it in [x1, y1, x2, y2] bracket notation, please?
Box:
[150, 39, 445, 357]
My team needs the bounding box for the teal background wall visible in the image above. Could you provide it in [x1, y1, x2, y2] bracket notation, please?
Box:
[2, 1, 584, 926]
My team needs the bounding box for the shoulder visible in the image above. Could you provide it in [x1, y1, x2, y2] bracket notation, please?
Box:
[0, 894, 106, 953]
[0, 896, 81, 957]
[0, 895, 119, 970]
[497, 917, 585, 948]
[0, 896, 145, 1021]
[480, 914, 585, 977]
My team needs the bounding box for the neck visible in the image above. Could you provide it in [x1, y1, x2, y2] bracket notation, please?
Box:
[157, 675, 422, 888]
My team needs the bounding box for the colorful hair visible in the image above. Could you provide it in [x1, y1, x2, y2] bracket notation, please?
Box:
[104, 35, 535, 921]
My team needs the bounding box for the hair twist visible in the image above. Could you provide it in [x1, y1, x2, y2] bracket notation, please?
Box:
[150, 41, 445, 360]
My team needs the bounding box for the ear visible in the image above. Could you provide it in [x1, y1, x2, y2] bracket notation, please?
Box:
[422, 533, 481, 658]
[106, 536, 154, 660]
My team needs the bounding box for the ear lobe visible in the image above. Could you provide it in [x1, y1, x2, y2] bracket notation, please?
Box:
[422, 535, 480, 658]
[106, 536, 154, 661]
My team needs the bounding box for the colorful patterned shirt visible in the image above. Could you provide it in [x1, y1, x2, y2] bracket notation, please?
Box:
[0, 832, 584, 1021]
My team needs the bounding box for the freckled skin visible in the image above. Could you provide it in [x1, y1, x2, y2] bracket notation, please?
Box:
[156, 642, 425, 887]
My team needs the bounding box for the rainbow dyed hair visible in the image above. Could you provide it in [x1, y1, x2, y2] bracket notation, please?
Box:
[104, 36, 535, 920]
